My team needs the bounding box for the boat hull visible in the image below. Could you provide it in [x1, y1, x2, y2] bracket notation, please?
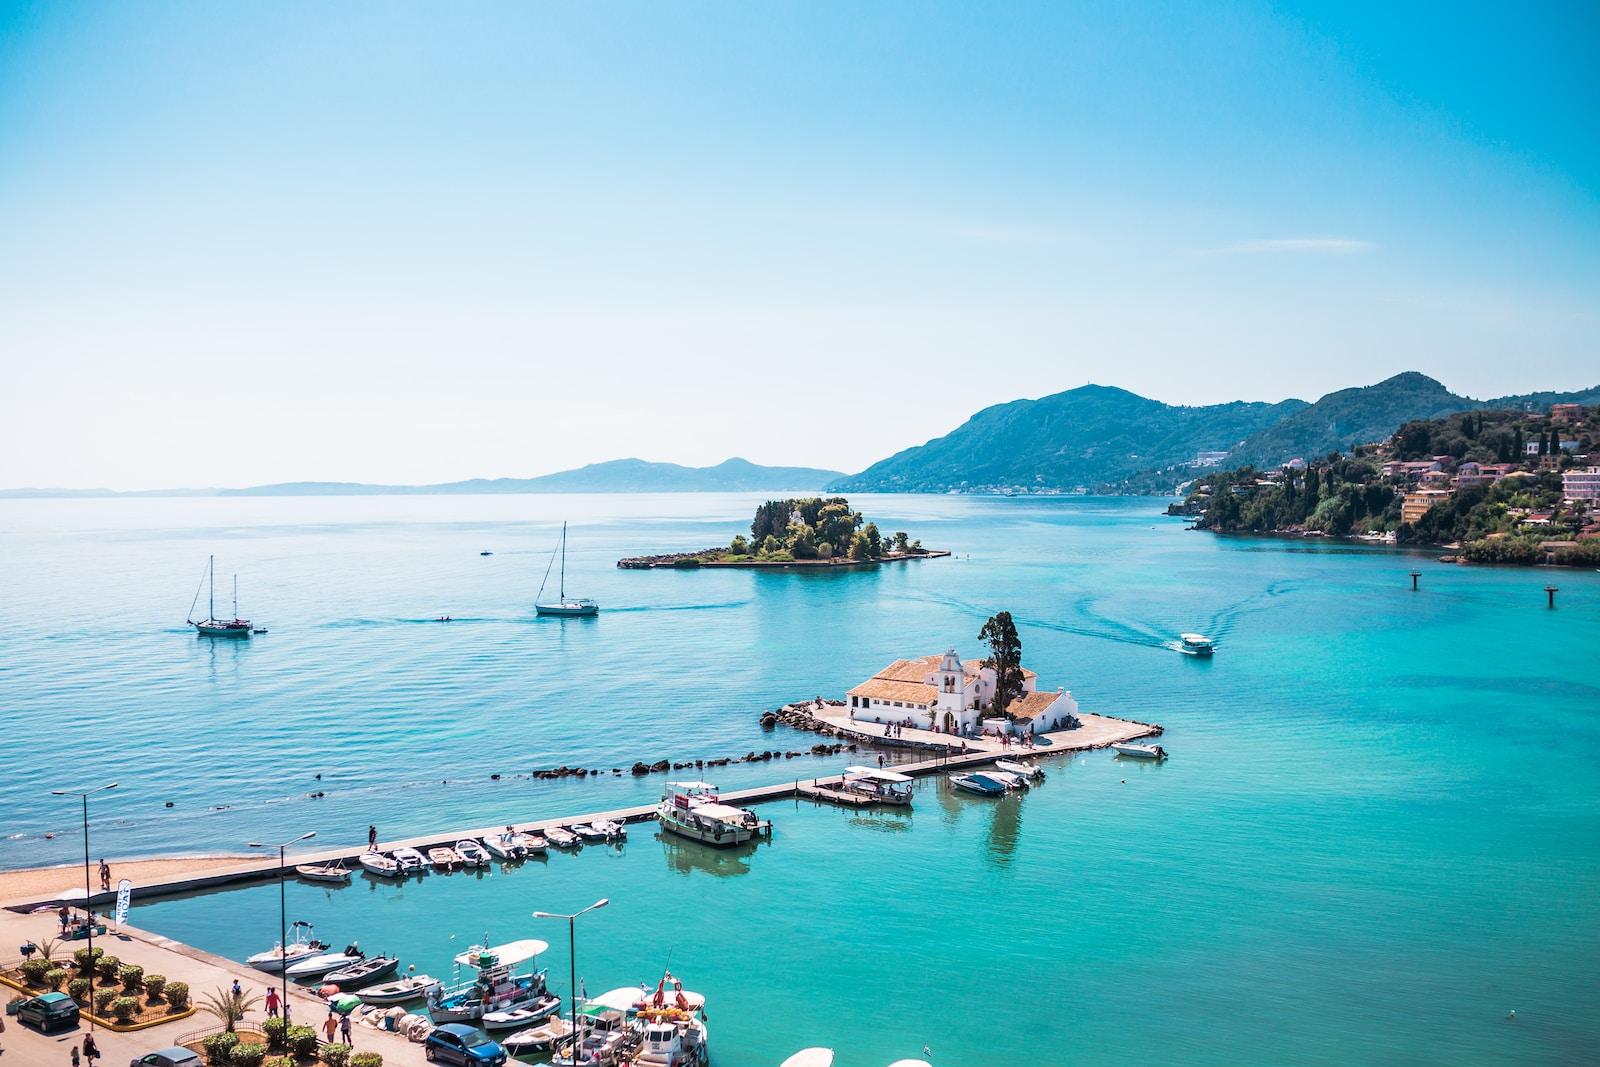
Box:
[535, 602, 599, 617]
[195, 621, 251, 638]
[659, 812, 760, 848]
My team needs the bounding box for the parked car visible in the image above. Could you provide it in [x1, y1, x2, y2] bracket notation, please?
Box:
[15, 991, 80, 1032]
[424, 1022, 508, 1065]
[130, 1050, 203, 1067]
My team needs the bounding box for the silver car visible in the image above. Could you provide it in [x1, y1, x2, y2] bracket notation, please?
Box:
[131, 1049, 203, 1067]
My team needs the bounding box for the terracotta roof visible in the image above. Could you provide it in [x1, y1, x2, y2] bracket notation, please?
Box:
[1005, 689, 1063, 719]
[874, 657, 941, 683]
[847, 678, 936, 706]
[962, 659, 1037, 680]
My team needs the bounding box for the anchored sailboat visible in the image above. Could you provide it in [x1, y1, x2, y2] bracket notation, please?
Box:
[535, 522, 599, 617]
[187, 555, 253, 638]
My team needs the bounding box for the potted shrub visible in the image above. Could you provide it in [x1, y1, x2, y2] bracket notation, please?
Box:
[229, 1042, 267, 1067]
[110, 995, 139, 1023]
[165, 981, 191, 1010]
[119, 963, 144, 992]
[349, 1054, 383, 1067]
[144, 974, 167, 1002]
[319, 1045, 352, 1067]
[202, 1031, 240, 1065]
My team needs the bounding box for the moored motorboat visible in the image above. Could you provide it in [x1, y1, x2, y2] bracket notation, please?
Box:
[503, 1016, 573, 1057]
[839, 766, 914, 805]
[985, 769, 1029, 791]
[358, 970, 441, 1006]
[429, 846, 464, 871]
[572, 822, 610, 843]
[589, 818, 626, 840]
[948, 772, 1007, 797]
[1113, 742, 1168, 760]
[295, 860, 352, 885]
[994, 758, 1045, 781]
[523, 832, 548, 855]
[429, 938, 554, 1024]
[658, 781, 770, 847]
[323, 954, 399, 990]
[285, 950, 362, 980]
[358, 852, 401, 878]
[482, 992, 562, 1031]
[483, 831, 526, 860]
[544, 826, 579, 850]
[1177, 632, 1215, 656]
[456, 839, 491, 867]
[391, 847, 427, 874]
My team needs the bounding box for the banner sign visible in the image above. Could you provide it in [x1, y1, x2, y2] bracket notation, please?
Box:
[114, 878, 132, 928]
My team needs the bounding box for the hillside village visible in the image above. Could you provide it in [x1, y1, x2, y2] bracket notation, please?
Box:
[1179, 403, 1600, 566]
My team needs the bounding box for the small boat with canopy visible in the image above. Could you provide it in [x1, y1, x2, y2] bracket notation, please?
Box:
[839, 766, 914, 806]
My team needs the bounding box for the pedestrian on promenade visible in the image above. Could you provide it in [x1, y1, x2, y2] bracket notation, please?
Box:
[367, 825, 377, 851]
[231, 978, 242, 1001]
[340, 1011, 353, 1045]
[265, 987, 280, 1018]
[71, 1048, 80, 1067]
[82, 1033, 100, 1065]
[323, 1013, 339, 1044]
[97, 860, 110, 892]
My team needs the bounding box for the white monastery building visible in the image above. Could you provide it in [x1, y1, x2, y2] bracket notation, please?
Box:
[847, 648, 1079, 736]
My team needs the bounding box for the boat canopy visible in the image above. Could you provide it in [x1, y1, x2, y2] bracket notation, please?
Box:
[687, 802, 754, 823]
[667, 781, 717, 792]
[1181, 633, 1212, 643]
[781, 1051, 836, 1067]
[588, 986, 648, 1012]
[453, 939, 549, 968]
[844, 766, 913, 784]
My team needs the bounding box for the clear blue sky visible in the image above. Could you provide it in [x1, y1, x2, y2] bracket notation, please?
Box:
[2, 1, 1597, 488]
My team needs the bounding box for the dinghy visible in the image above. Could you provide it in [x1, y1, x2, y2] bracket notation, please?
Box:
[994, 758, 1045, 781]
[544, 826, 579, 850]
[295, 860, 352, 885]
[324, 954, 399, 990]
[482, 992, 561, 1031]
[358, 971, 441, 1006]
[392, 847, 427, 874]
[455, 839, 491, 867]
[483, 832, 526, 860]
[502, 1016, 572, 1056]
[358, 853, 401, 878]
[428, 846, 463, 871]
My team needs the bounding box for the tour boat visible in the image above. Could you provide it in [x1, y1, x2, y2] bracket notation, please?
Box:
[482, 992, 562, 1031]
[455, 839, 491, 867]
[544, 826, 579, 850]
[535, 522, 600, 617]
[324, 954, 399, 990]
[391, 847, 428, 874]
[1113, 743, 1169, 760]
[483, 832, 527, 860]
[186, 555, 253, 638]
[247, 922, 325, 972]
[1177, 632, 1215, 656]
[781, 1051, 835, 1067]
[658, 781, 770, 848]
[839, 766, 915, 806]
[358, 853, 401, 878]
[994, 758, 1045, 781]
[295, 860, 352, 885]
[285, 950, 362, 980]
[358, 970, 441, 1006]
[428, 938, 554, 1024]
[948, 772, 1008, 797]
[502, 1016, 573, 1056]
[429, 846, 464, 871]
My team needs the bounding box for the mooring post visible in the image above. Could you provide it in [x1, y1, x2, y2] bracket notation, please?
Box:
[1546, 585, 1558, 608]
[1409, 570, 1421, 591]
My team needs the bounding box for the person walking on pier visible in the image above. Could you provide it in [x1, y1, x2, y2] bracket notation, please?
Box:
[367, 825, 378, 851]
[265, 986, 280, 1018]
[340, 1011, 353, 1046]
[81, 1033, 100, 1066]
[322, 1013, 339, 1044]
[97, 859, 110, 892]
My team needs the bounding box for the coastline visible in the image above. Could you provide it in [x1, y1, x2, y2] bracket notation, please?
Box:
[1190, 526, 1598, 567]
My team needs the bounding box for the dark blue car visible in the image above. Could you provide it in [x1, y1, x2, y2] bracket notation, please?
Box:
[423, 1023, 507, 1066]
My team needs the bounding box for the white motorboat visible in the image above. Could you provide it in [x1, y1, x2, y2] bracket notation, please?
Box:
[246, 922, 325, 973]
[545, 826, 579, 850]
[503, 1015, 573, 1056]
[186, 555, 254, 638]
[1177, 632, 1215, 656]
[358, 853, 401, 878]
[483, 832, 526, 860]
[324, 954, 399, 990]
[482, 992, 562, 1031]
[589, 818, 626, 840]
[840, 766, 914, 805]
[295, 860, 352, 885]
[948, 772, 1007, 797]
[535, 522, 600, 617]
[658, 782, 770, 848]
[994, 758, 1044, 781]
[429, 938, 554, 1024]
[572, 822, 610, 843]
[456, 839, 491, 867]
[358, 970, 441, 1006]
[985, 769, 1029, 791]
[391, 847, 427, 874]
[520, 832, 547, 856]
[781, 1051, 835, 1067]
[1113, 742, 1169, 760]
[285, 951, 362, 980]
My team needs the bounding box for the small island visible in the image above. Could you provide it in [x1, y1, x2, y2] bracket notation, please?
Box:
[619, 496, 949, 569]
[1177, 404, 1600, 566]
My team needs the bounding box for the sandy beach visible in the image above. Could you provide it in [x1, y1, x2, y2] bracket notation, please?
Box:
[0, 855, 254, 904]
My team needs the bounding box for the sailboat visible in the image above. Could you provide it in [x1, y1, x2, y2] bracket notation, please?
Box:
[535, 522, 599, 617]
[187, 555, 253, 638]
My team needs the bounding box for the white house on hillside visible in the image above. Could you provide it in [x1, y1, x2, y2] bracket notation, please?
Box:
[846, 648, 1079, 735]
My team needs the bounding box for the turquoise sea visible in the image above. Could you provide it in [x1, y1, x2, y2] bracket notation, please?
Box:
[3, 494, 1598, 1065]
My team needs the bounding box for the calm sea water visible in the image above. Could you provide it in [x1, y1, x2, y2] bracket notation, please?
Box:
[4, 494, 1598, 1065]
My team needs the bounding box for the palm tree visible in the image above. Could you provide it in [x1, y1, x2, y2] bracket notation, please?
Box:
[35, 937, 63, 965]
[199, 985, 260, 1034]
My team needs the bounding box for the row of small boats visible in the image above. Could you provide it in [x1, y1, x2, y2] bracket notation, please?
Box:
[298, 822, 631, 883]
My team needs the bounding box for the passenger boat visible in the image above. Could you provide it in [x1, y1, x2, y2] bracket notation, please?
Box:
[1177, 632, 1215, 656]
[186, 555, 253, 638]
[630, 973, 709, 1067]
[429, 846, 463, 871]
[285, 950, 361, 980]
[455, 839, 491, 867]
[358, 970, 441, 1006]
[324, 954, 399, 990]
[544, 826, 579, 850]
[358, 853, 401, 878]
[994, 758, 1045, 781]
[482, 832, 527, 860]
[948, 772, 1008, 797]
[657, 781, 770, 847]
[780, 1051, 835, 1067]
[246, 922, 325, 973]
[482, 992, 562, 1031]
[391, 847, 428, 874]
[1113, 742, 1169, 760]
[428, 938, 554, 1024]
[839, 766, 914, 806]
[535, 522, 600, 617]
[502, 1016, 573, 1056]
[295, 860, 352, 885]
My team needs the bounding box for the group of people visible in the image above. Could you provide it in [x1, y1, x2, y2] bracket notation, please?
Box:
[227, 977, 356, 1046]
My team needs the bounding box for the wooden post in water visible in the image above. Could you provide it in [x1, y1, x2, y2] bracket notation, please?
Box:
[1409, 570, 1421, 591]
[1546, 585, 1558, 608]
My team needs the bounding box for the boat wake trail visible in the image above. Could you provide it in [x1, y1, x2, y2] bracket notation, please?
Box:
[1202, 578, 1301, 638]
[604, 600, 752, 614]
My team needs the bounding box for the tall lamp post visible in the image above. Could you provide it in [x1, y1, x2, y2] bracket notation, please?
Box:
[274, 832, 317, 1027]
[533, 898, 608, 1048]
[50, 782, 117, 1032]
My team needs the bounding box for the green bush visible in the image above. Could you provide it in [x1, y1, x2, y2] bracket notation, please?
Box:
[263, 1058, 294, 1067]
[67, 977, 91, 1002]
[95, 953, 121, 980]
[286, 1024, 319, 1059]
[19, 958, 51, 985]
[119, 963, 144, 991]
[349, 1053, 383, 1067]
[165, 980, 190, 1009]
[320, 1045, 352, 1067]
[110, 995, 139, 1022]
[74, 946, 104, 973]
[143, 974, 167, 1001]
[229, 1042, 267, 1067]
[93, 987, 118, 1014]
[43, 967, 67, 990]
[203, 1032, 240, 1065]
[262, 1016, 287, 1049]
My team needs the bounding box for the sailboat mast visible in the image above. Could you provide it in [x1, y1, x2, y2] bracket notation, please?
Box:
[559, 522, 567, 599]
[209, 555, 215, 622]
[232, 574, 238, 621]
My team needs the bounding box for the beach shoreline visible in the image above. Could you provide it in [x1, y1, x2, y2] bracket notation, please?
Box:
[0, 855, 255, 904]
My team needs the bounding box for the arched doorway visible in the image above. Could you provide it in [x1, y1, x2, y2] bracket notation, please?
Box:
[943, 711, 957, 733]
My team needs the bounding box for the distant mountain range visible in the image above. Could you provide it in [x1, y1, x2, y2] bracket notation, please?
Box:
[0, 457, 845, 499]
[830, 372, 1600, 494]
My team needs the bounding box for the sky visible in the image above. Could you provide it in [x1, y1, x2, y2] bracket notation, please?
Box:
[1, 1, 1597, 489]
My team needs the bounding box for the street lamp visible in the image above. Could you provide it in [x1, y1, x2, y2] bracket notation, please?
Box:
[50, 783, 117, 1032]
[533, 899, 608, 1049]
[273, 831, 317, 1027]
